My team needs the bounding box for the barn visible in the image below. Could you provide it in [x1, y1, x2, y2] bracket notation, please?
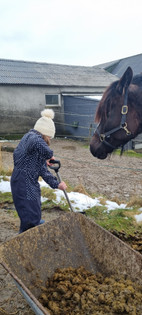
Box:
[96, 53, 142, 77]
[0, 58, 117, 139]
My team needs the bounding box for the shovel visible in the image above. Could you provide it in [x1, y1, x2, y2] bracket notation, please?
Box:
[49, 159, 86, 214]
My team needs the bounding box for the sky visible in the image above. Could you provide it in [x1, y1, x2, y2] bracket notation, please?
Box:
[0, 0, 141, 66]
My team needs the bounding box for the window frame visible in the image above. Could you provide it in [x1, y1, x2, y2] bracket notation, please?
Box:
[45, 94, 61, 107]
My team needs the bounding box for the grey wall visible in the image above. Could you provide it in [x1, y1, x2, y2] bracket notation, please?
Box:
[0, 84, 103, 136]
[0, 85, 63, 135]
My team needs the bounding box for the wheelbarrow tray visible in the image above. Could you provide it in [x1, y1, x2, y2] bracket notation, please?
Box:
[0, 212, 142, 315]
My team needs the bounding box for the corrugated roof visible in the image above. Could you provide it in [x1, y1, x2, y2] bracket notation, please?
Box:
[110, 54, 142, 77]
[0, 58, 118, 87]
[96, 54, 142, 77]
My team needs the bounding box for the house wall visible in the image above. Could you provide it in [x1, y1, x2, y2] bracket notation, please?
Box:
[0, 85, 103, 136]
[0, 85, 64, 135]
[0, 85, 137, 148]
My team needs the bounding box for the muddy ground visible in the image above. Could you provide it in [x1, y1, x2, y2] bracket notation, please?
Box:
[1, 137, 142, 201]
[0, 138, 142, 314]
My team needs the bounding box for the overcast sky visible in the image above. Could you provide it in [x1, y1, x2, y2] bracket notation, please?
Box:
[0, 0, 141, 66]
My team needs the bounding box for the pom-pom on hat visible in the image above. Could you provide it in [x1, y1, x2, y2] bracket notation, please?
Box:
[34, 109, 55, 138]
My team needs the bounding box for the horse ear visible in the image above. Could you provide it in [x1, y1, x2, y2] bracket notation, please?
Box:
[116, 67, 133, 94]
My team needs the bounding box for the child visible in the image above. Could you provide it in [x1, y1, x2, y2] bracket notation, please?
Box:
[10, 109, 67, 233]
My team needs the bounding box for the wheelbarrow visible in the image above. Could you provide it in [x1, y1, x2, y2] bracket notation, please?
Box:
[0, 213, 142, 314]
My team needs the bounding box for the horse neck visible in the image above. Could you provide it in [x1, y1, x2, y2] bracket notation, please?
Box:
[129, 84, 142, 136]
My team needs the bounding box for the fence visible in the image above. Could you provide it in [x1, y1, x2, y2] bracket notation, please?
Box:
[1, 109, 142, 149]
[0, 109, 97, 141]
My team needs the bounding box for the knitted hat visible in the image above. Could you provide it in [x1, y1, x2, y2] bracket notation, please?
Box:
[34, 109, 55, 138]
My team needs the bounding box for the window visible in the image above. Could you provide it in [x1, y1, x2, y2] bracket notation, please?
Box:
[45, 94, 60, 106]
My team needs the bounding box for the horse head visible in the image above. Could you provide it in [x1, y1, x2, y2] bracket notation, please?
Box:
[90, 66, 142, 159]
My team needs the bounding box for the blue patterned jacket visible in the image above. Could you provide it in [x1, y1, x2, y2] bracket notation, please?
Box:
[12, 129, 59, 200]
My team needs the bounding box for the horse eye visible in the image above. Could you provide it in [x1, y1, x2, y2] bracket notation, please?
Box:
[106, 108, 111, 117]
[106, 102, 113, 118]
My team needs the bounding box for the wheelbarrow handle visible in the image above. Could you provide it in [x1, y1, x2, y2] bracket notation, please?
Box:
[48, 159, 61, 173]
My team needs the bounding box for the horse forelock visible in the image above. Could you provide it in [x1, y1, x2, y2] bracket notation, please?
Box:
[95, 81, 118, 123]
[95, 97, 107, 123]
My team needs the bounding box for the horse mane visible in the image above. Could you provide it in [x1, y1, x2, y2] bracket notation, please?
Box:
[132, 73, 142, 86]
[95, 81, 118, 123]
[95, 72, 142, 124]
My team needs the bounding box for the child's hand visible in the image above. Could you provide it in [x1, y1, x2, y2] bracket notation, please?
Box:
[46, 156, 55, 166]
[58, 181, 67, 191]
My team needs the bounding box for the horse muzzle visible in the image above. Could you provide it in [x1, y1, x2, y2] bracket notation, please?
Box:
[90, 141, 108, 160]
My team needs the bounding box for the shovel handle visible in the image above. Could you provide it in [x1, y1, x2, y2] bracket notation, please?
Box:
[48, 159, 74, 212]
[48, 159, 85, 214]
[48, 159, 61, 173]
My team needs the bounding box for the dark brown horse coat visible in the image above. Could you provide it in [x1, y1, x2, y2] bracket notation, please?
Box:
[90, 67, 142, 159]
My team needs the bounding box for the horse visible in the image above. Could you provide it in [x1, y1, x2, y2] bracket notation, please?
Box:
[90, 66, 142, 159]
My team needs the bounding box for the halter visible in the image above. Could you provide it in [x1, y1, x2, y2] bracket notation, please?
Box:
[95, 90, 132, 150]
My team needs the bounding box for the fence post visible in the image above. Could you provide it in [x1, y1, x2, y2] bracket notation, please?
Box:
[89, 123, 93, 139]
[0, 143, 2, 169]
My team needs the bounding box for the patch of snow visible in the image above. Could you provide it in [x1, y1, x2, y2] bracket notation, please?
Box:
[41, 196, 48, 203]
[134, 213, 142, 223]
[54, 190, 101, 212]
[105, 200, 126, 213]
[0, 178, 128, 213]
[0, 177, 11, 192]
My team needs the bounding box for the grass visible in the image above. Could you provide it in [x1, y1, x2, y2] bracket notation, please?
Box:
[127, 195, 142, 208]
[41, 197, 69, 212]
[82, 146, 142, 159]
[41, 186, 57, 200]
[0, 185, 141, 237]
[41, 186, 70, 212]
[0, 167, 13, 176]
[0, 191, 13, 204]
[73, 182, 91, 197]
[0, 169, 142, 237]
[0, 175, 10, 182]
[0, 134, 24, 140]
[86, 203, 142, 236]
[113, 149, 142, 158]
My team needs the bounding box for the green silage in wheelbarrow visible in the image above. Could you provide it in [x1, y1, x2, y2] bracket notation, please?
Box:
[0, 212, 142, 315]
